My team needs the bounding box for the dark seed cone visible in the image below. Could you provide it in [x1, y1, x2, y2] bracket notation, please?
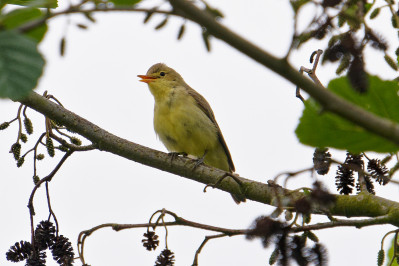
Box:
[311, 243, 328, 265]
[26, 251, 46, 266]
[246, 216, 286, 248]
[313, 148, 331, 175]
[276, 232, 288, 266]
[294, 198, 311, 214]
[348, 56, 369, 93]
[6, 241, 32, 262]
[142, 231, 159, 251]
[365, 29, 388, 51]
[335, 163, 354, 194]
[367, 159, 390, 185]
[345, 153, 363, 168]
[291, 235, 308, 266]
[35, 221, 56, 250]
[50, 235, 74, 265]
[356, 175, 375, 194]
[155, 248, 175, 266]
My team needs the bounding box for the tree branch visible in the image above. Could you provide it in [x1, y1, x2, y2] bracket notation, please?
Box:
[168, 0, 399, 147]
[18, 6, 180, 33]
[17, 91, 399, 226]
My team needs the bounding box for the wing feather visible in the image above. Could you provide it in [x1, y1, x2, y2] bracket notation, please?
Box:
[185, 86, 235, 172]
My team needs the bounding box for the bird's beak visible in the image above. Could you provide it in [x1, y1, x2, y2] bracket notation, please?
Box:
[138, 75, 157, 83]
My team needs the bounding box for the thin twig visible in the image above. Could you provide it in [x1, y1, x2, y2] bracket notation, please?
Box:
[15, 104, 23, 143]
[273, 166, 314, 184]
[296, 49, 324, 102]
[76, 209, 393, 264]
[28, 150, 74, 214]
[45, 182, 59, 236]
[50, 132, 97, 151]
[291, 215, 391, 232]
[389, 232, 398, 266]
[33, 133, 46, 177]
[381, 229, 399, 250]
[27, 150, 73, 254]
[192, 234, 230, 266]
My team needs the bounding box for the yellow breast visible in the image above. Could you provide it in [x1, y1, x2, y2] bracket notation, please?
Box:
[153, 87, 219, 158]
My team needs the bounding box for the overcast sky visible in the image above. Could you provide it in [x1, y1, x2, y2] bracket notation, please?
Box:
[1, 0, 399, 265]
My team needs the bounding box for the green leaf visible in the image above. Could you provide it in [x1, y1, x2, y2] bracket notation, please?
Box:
[0, 31, 45, 100]
[1, 7, 48, 42]
[296, 76, 399, 153]
[109, 0, 141, 6]
[6, 0, 57, 8]
[370, 8, 380, 19]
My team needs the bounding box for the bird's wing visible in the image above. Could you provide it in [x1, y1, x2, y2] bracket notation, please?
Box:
[186, 86, 235, 172]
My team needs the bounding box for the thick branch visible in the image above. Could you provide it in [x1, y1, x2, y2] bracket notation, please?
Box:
[17, 92, 399, 226]
[168, 0, 399, 147]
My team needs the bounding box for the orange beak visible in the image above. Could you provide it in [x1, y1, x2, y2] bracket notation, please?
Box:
[138, 75, 157, 83]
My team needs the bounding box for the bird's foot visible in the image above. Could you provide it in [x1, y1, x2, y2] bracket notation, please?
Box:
[192, 156, 205, 170]
[204, 172, 246, 204]
[168, 152, 187, 164]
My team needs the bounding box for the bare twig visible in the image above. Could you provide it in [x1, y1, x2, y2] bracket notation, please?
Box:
[296, 49, 324, 102]
[76, 209, 392, 264]
[273, 166, 314, 184]
[15, 104, 23, 144]
[389, 232, 399, 266]
[291, 215, 391, 232]
[45, 181, 59, 236]
[77, 210, 246, 265]
[33, 133, 46, 178]
[192, 234, 230, 266]
[50, 132, 97, 151]
[27, 150, 73, 252]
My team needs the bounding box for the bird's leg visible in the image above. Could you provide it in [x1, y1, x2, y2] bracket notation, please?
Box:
[192, 150, 207, 170]
[168, 152, 188, 164]
[204, 172, 246, 203]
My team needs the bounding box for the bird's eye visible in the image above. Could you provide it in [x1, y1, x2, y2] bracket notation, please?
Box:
[160, 71, 166, 77]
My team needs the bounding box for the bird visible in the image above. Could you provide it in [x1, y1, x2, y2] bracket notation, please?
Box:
[138, 63, 245, 203]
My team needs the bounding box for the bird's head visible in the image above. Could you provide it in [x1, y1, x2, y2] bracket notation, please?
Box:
[138, 63, 184, 89]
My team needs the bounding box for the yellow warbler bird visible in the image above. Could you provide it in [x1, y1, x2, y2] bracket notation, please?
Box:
[138, 63, 244, 203]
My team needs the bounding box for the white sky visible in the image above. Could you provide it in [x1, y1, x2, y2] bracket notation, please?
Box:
[1, 0, 399, 265]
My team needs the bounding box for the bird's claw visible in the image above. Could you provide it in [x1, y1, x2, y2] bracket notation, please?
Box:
[203, 172, 246, 203]
[168, 152, 187, 164]
[192, 156, 205, 170]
